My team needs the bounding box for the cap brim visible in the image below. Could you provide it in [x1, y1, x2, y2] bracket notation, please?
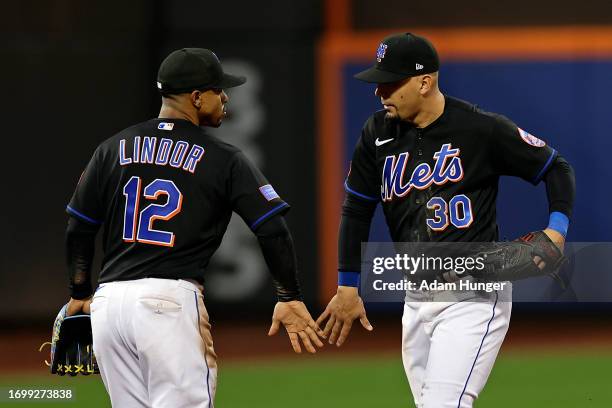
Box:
[217, 73, 246, 89]
[354, 66, 410, 84]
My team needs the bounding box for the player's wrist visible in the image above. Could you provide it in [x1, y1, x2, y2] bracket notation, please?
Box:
[337, 286, 359, 297]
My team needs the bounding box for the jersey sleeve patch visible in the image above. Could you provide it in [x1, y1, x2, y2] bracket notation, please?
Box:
[259, 184, 280, 201]
[518, 128, 546, 147]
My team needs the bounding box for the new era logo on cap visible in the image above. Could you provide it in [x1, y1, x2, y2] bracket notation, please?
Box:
[416, 63, 424, 70]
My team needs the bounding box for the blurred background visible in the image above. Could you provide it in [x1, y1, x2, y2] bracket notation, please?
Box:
[2, 0, 612, 406]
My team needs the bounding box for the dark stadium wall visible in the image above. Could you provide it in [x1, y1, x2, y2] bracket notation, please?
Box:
[1, 0, 156, 322]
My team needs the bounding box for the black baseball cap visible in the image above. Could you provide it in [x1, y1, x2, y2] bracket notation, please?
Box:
[157, 48, 246, 94]
[354, 33, 439, 84]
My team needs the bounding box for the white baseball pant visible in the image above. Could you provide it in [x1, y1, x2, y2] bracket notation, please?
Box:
[402, 290, 511, 408]
[90, 278, 216, 408]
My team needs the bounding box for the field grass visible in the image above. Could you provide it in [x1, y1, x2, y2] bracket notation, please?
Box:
[1, 351, 611, 407]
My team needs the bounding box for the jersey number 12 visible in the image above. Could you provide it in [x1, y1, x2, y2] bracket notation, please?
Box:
[122, 176, 183, 247]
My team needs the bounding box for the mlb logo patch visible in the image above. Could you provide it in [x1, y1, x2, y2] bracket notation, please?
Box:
[376, 43, 388, 62]
[518, 128, 546, 147]
[259, 184, 280, 201]
[158, 122, 174, 131]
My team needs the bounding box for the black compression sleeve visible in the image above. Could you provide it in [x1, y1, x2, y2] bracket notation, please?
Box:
[338, 193, 377, 273]
[66, 216, 99, 299]
[543, 155, 576, 218]
[254, 215, 303, 302]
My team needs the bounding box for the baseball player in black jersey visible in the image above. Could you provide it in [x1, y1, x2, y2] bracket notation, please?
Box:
[64, 48, 324, 407]
[317, 33, 576, 407]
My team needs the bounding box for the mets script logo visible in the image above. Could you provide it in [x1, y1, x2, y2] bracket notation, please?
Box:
[376, 43, 388, 62]
[381, 144, 464, 201]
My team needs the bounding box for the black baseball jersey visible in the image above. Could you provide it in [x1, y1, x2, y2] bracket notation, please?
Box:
[67, 118, 289, 283]
[345, 95, 557, 242]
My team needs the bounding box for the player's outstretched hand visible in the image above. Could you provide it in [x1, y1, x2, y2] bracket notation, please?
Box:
[66, 296, 93, 316]
[316, 286, 373, 347]
[268, 301, 325, 354]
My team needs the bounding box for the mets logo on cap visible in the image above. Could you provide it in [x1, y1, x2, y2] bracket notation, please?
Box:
[376, 43, 388, 62]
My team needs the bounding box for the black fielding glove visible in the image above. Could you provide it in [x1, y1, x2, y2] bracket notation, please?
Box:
[42, 304, 99, 376]
[471, 231, 567, 286]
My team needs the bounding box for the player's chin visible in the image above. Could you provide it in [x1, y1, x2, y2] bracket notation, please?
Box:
[384, 111, 399, 121]
[214, 110, 228, 127]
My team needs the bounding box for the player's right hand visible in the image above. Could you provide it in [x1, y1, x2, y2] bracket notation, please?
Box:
[268, 301, 325, 354]
[316, 286, 373, 347]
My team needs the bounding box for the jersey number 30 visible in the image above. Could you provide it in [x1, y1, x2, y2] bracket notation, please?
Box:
[426, 194, 473, 231]
[123, 176, 183, 247]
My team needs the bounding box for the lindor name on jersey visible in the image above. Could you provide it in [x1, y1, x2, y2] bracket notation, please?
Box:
[381, 143, 463, 201]
[118, 137, 205, 174]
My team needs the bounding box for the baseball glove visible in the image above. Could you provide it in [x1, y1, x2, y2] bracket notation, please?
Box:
[39, 304, 99, 376]
[471, 231, 567, 285]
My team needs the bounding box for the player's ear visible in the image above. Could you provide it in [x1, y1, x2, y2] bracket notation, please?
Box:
[191, 90, 202, 109]
[422, 72, 439, 95]
[419, 75, 433, 95]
